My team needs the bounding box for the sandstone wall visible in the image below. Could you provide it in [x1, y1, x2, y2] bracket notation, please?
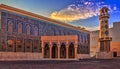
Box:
[0, 52, 42, 61]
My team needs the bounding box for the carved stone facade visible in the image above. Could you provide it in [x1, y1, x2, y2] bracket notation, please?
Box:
[41, 36, 78, 59]
[0, 4, 90, 60]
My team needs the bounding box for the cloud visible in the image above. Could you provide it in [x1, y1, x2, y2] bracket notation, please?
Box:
[85, 26, 99, 31]
[85, 24, 113, 31]
[51, 6, 99, 22]
[50, 0, 118, 22]
[50, 4, 99, 22]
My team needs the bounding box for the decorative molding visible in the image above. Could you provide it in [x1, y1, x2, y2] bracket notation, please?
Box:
[0, 4, 89, 33]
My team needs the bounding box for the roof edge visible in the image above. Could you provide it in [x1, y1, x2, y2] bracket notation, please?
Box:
[0, 4, 90, 33]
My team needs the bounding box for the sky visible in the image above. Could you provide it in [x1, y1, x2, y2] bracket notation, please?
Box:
[0, 0, 120, 31]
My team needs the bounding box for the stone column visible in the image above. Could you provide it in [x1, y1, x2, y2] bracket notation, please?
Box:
[23, 39, 25, 52]
[32, 40, 34, 52]
[66, 41, 69, 59]
[14, 38, 17, 52]
[66, 46, 69, 59]
[74, 42, 78, 59]
[38, 40, 40, 52]
[42, 47, 44, 58]
[49, 42, 52, 59]
[42, 41, 44, 58]
[58, 41, 60, 59]
[13, 39, 15, 52]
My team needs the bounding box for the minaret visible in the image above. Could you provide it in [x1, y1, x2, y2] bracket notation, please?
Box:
[98, 7, 112, 52]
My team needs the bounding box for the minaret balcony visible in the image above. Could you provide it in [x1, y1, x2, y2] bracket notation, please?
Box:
[98, 37, 112, 42]
[99, 14, 110, 20]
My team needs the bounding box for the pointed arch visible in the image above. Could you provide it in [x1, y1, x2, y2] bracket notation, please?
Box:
[60, 43, 66, 58]
[52, 43, 58, 58]
[26, 25, 30, 35]
[69, 43, 75, 58]
[8, 20, 13, 33]
[34, 26, 38, 36]
[44, 43, 50, 58]
[18, 23, 22, 33]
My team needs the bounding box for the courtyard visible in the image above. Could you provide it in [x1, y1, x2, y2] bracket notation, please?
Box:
[0, 59, 120, 69]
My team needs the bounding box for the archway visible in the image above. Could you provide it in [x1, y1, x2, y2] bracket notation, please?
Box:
[16, 39, 23, 52]
[112, 48, 118, 57]
[60, 43, 66, 58]
[69, 43, 75, 58]
[8, 21, 13, 33]
[52, 44, 58, 58]
[44, 43, 50, 58]
[7, 39, 14, 52]
[113, 51, 117, 57]
[25, 39, 32, 52]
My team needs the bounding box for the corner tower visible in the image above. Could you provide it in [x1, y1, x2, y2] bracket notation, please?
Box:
[98, 7, 112, 52]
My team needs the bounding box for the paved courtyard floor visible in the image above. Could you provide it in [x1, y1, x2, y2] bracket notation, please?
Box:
[0, 59, 120, 69]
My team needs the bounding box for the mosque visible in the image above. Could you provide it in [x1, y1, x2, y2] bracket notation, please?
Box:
[0, 4, 90, 60]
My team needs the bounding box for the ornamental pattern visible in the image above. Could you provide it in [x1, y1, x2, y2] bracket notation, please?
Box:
[0, 11, 90, 54]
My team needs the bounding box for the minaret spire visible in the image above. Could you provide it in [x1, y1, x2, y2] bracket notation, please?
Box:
[98, 7, 112, 52]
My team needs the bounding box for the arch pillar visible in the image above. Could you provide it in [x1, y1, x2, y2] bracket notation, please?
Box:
[74, 41, 78, 59]
[42, 41, 44, 58]
[15, 38, 17, 52]
[66, 41, 69, 59]
[32, 40, 34, 52]
[23, 39, 25, 52]
[49, 42, 52, 59]
[74, 46, 77, 59]
[58, 41, 60, 59]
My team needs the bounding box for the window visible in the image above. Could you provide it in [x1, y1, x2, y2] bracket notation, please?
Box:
[105, 20, 108, 23]
[18, 45, 22, 48]
[68, 32, 70, 35]
[26, 25, 30, 35]
[27, 46, 30, 48]
[34, 26, 38, 36]
[81, 35, 83, 42]
[34, 46, 37, 49]
[8, 21, 13, 33]
[9, 45, 12, 47]
[44, 30, 47, 36]
[105, 9, 107, 12]
[18, 23, 22, 33]
[52, 31, 54, 36]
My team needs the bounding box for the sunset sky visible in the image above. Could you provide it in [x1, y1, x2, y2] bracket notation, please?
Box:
[0, 0, 120, 31]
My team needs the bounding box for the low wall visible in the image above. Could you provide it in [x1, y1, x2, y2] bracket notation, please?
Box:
[0, 52, 91, 60]
[0, 52, 42, 61]
[96, 52, 113, 59]
[111, 42, 120, 57]
[77, 54, 90, 59]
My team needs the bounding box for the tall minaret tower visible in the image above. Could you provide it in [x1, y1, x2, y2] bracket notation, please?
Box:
[98, 7, 112, 52]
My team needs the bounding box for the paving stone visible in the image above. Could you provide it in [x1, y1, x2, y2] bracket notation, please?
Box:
[0, 59, 120, 69]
